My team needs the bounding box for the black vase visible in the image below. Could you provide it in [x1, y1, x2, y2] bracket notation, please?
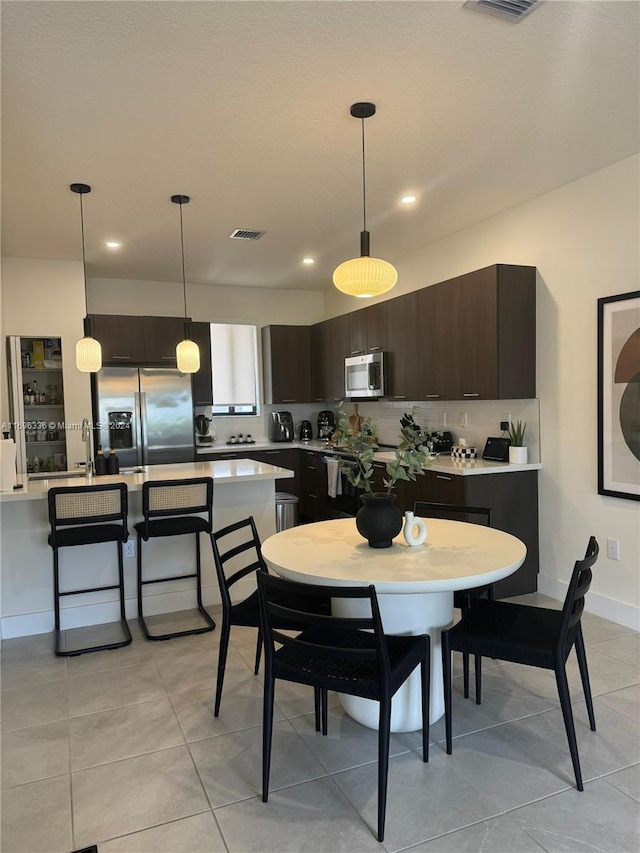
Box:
[356, 493, 403, 549]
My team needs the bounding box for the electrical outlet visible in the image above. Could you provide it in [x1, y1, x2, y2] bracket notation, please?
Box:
[606, 538, 620, 560]
[459, 412, 468, 429]
[500, 421, 510, 431]
[123, 538, 135, 559]
[502, 412, 512, 427]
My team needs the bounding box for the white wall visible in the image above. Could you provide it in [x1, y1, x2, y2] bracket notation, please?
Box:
[1, 257, 91, 469]
[326, 155, 640, 629]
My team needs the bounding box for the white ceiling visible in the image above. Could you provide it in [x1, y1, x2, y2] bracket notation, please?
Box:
[1, 1, 638, 292]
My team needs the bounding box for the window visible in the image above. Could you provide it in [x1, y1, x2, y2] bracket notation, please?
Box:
[210, 323, 259, 416]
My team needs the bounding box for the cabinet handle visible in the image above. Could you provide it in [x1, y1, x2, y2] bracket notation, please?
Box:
[161, 356, 175, 360]
[436, 475, 452, 481]
[425, 394, 440, 398]
[282, 399, 297, 403]
[308, 493, 318, 499]
[264, 451, 280, 455]
[112, 355, 131, 360]
[368, 346, 381, 351]
[393, 395, 407, 399]
[463, 393, 480, 397]
[350, 350, 364, 355]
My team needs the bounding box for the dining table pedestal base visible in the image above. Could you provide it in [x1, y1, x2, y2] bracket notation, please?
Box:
[333, 590, 453, 732]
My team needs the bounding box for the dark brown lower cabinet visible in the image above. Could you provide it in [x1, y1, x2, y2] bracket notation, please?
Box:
[402, 469, 539, 598]
[299, 450, 327, 521]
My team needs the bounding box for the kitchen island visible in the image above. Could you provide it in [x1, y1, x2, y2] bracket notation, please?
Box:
[0, 459, 293, 639]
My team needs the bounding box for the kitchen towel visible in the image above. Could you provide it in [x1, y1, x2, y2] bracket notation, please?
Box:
[326, 458, 342, 499]
[0, 439, 17, 491]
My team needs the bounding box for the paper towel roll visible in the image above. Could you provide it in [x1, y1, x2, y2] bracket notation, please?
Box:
[0, 439, 17, 491]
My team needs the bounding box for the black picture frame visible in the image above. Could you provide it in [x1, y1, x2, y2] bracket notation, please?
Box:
[597, 290, 640, 501]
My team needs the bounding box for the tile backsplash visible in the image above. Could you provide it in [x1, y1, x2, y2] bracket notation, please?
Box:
[196, 399, 541, 462]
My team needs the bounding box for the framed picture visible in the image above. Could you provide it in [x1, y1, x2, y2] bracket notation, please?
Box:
[597, 290, 640, 501]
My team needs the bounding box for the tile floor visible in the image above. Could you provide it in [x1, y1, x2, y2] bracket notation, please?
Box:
[1, 594, 639, 853]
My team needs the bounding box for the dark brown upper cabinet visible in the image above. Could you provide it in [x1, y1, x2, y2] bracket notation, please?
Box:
[310, 314, 349, 403]
[417, 264, 536, 400]
[89, 314, 186, 366]
[262, 325, 311, 404]
[190, 321, 213, 405]
[348, 302, 388, 356]
[386, 291, 419, 401]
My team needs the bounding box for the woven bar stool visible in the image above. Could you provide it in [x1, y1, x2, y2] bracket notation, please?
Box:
[134, 477, 216, 640]
[47, 483, 132, 657]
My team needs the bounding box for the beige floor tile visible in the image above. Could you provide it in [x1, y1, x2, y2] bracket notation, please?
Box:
[70, 696, 184, 769]
[189, 719, 328, 808]
[99, 812, 226, 852]
[156, 642, 251, 695]
[68, 660, 166, 716]
[72, 745, 209, 848]
[214, 776, 382, 852]
[591, 631, 640, 669]
[603, 763, 640, 803]
[65, 634, 155, 676]
[597, 683, 640, 723]
[0, 774, 72, 853]
[1, 719, 70, 788]
[406, 814, 548, 852]
[0, 649, 67, 690]
[1, 677, 68, 732]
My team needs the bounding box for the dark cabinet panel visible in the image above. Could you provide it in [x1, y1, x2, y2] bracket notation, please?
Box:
[348, 302, 388, 355]
[405, 468, 538, 597]
[299, 449, 327, 521]
[262, 326, 311, 404]
[250, 448, 299, 496]
[90, 314, 146, 364]
[387, 291, 418, 401]
[89, 314, 186, 367]
[190, 322, 213, 405]
[144, 316, 185, 364]
[311, 314, 349, 403]
[417, 264, 536, 401]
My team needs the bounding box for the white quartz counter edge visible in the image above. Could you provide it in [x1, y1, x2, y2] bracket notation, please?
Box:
[0, 460, 295, 503]
[196, 441, 541, 476]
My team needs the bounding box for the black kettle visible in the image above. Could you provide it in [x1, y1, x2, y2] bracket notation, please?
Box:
[300, 420, 313, 441]
[195, 414, 211, 437]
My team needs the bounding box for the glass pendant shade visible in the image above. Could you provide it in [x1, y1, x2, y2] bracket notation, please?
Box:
[76, 335, 102, 373]
[333, 255, 398, 298]
[176, 338, 200, 373]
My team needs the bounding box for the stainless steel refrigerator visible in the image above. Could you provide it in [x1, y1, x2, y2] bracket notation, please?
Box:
[92, 368, 194, 466]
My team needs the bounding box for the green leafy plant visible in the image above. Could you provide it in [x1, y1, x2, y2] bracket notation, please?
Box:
[508, 420, 527, 447]
[333, 405, 434, 496]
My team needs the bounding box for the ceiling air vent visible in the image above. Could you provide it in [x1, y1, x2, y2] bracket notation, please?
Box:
[228, 229, 265, 241]
[463, 0, 543, 22]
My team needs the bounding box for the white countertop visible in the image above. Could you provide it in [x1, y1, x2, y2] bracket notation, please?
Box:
[196, 440, 540, 476]
[0, 459, 295, 503]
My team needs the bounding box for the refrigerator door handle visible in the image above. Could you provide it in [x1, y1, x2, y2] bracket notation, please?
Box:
[139, 391, 149, 466]
[134, 392, 145, 466]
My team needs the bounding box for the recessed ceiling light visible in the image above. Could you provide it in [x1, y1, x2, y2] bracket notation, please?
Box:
[302, 258, 315, 265]
[401, 195, 417, 204]
[105, 241, 121, 249]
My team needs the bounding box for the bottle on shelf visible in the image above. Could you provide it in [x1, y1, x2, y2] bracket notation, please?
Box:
[107, 448, 120, 475]
[94, 446, 108, 475]
[23, 383, 32, 404]
[32, 381, 40, 404]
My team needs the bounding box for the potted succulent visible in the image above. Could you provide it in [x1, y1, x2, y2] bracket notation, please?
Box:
[333, 405, 434, 548]
[508, 420, 528, 464]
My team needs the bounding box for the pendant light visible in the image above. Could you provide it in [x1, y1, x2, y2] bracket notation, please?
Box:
[71, 183, 102, 372]
[171, 194, 200, 374]
[332, 102, 398, 299]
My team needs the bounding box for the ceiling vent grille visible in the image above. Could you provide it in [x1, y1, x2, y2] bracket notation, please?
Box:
[463, 0, 543, 22]
[228, 228, 265, 241]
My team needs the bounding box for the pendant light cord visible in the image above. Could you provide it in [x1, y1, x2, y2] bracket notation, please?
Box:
[78, 192, 88, 310]
[361, 117, 367, 233]
[179, 202, 188, 319]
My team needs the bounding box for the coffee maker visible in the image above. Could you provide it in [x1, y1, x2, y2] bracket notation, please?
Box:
[270, 411, 294, 442]
[317, 410, 336, 441]
[299, 420, 313, 442]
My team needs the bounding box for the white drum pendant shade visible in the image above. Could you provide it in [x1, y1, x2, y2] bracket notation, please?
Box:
[333, 255, 398, 298]
[76, 336, 102, 373]
[176, 338, 200, 374]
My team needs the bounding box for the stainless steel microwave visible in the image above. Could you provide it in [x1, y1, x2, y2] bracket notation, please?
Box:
[345, 352, 386, 398]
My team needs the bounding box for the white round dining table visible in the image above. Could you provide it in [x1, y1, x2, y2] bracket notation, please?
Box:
[261, 517, 527, 732]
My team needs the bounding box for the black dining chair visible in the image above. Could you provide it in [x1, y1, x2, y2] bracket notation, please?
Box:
[210, 516, 330, 718]
[414, 501, 494, 697]
[441, 536, 599, 790]
[257, 571, 431, 843]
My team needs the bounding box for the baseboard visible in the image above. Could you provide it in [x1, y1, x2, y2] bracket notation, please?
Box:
[538, 575, 640, 631]
[0, 578, 256, 640]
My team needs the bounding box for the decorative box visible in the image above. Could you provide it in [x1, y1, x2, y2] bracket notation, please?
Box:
[451, 444, 477, 459]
